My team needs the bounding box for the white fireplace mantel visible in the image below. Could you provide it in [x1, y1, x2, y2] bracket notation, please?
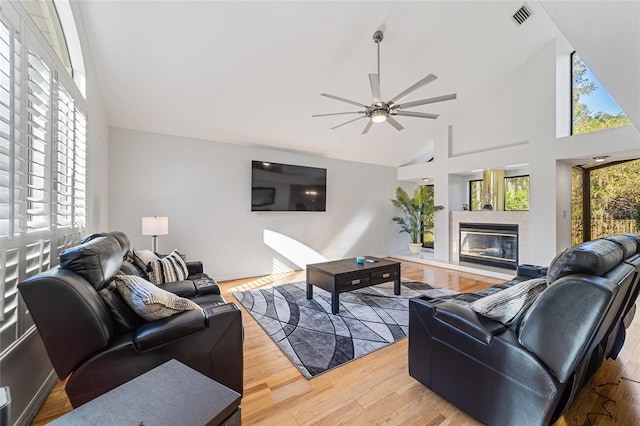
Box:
[450, 211, 530, 265]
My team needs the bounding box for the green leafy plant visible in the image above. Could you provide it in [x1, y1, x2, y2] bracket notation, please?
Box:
[633, 201, 640, 232]
[391, 186, 444, 244]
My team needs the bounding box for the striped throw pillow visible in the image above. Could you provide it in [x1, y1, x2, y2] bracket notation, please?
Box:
[147, 250, 189, 285]
[470, 278, 548, 325]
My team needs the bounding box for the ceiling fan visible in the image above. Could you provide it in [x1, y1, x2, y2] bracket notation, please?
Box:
[313, 30, 457, 134]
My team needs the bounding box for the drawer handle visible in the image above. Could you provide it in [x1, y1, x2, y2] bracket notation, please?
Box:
[382, 273, 390, 278]
[351, 279, 361, 285]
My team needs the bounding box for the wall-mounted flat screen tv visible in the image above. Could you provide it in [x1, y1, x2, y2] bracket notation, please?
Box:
[251, 161, 327, 211]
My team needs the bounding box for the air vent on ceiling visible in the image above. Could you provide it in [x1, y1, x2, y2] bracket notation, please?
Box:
[512, 5, 532, 25]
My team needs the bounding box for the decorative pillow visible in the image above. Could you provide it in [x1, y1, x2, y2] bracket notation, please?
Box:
[470, 278, 548, 325]
[147, 250, 189, 285]
[98, 282, 145, 332]
[113, 275, 202, 321]
[131, 249, 159, 278]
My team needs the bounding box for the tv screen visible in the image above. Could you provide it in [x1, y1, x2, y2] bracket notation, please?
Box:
[251, 161, 327, 211]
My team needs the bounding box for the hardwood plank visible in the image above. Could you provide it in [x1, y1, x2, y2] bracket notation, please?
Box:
[32, 260, 640, 425]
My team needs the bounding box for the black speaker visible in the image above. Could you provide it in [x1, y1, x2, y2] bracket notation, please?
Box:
[0, 387, 9, 426]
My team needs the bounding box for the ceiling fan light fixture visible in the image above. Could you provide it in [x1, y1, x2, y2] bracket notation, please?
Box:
[371, 110, 387, 123]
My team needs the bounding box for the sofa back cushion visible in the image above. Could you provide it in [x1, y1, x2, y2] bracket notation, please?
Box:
[546, 239, 623, 284]
[604, 234, 638, 259]
[518, 274, 619, 383]
[59, 235, 123, 291]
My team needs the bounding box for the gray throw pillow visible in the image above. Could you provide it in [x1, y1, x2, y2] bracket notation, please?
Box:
[114, 274, 202, 321]
[131, 249, 159, 278]
[470, 278, 548, 325]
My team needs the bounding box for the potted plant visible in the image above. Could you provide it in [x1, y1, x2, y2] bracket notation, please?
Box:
[391, 186, 444, 254]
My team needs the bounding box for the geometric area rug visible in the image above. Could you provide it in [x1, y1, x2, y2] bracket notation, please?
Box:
[233, 279, 458, 379]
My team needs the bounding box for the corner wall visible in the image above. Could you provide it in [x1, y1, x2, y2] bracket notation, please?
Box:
[109, 128, 403, 280]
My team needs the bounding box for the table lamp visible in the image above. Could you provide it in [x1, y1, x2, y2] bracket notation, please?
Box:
[142, 216, 168, 253]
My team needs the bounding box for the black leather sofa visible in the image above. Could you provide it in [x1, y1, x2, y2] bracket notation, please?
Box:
[408, 233, 640, 425]
[18, 232, 243, 408]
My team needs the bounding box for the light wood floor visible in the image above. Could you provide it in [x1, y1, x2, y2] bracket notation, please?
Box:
[33, 260, 640, 425]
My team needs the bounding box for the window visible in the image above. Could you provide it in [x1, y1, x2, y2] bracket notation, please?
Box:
[0, 3, 86, 352]
[21, 0, 72, 76]
[571, 52, 631, 135]
[421, 185, 437, 248]
[469, 176, 530, 211]
[469, 180, 483, 211]
[504, 176, 530, 211]
[571, 159, 639, 244]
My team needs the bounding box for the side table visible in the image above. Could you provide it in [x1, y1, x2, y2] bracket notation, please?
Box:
[49, 359, 241, 425]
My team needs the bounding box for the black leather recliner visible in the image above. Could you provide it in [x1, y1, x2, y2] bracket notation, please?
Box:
[18, 233, 243, 408]
[408, 233, 640, 425]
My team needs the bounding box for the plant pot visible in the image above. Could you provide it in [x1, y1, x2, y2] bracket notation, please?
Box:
[408, 243, 422, 255]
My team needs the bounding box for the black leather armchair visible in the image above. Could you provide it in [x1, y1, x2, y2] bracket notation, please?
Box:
[18, 234, 243, 408]
[408, 234, 640, 425]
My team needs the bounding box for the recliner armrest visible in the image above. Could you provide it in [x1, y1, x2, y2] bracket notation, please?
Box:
[133, 309, 206, 351]
[157, 280, 197, 297]
[434, 302, 505, 344]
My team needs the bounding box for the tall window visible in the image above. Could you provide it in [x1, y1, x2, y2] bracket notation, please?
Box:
[571, 53, 631, 135]
[1, 3, 86, 352]
[421, 185, 437, 248]
[571, 159, 639, 244]
[469, 180, 483, 211]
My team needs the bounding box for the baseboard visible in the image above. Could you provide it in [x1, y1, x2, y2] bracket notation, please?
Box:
[14, 371, 57, 426]
[389, 252, 513, 280]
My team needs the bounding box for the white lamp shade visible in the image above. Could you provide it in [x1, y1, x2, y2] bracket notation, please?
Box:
[142, 216, 169, 236]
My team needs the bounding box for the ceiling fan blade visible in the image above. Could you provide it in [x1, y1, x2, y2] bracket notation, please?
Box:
[394, 111, 439, 119]
[386, 116, 405, 131]
[321, 93, 369, 108]
[397, 93, 457, 109]
[362, 120, 374, 134]
[312, 111, 365, 117]
[331, 116, 366, 130]
[369, 74, 381, 103]
[389, 74, 438, 104]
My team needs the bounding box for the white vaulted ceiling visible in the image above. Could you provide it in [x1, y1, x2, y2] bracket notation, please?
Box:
[76, 1, 638, 167]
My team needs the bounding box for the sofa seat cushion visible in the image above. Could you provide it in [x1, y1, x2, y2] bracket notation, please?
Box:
[147, 250, 189, 285]
[114, 275, 202, 321]
[470, 278, 548, 326]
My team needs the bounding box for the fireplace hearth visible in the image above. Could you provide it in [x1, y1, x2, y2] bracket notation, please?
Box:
[459, 223, 518, 270]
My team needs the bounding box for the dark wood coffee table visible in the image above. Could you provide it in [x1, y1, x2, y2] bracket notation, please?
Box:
[306, 257, 401, 314]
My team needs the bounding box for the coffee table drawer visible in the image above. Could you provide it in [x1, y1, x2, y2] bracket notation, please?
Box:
[371, 269, 398, 284]
[337, 275, 371, 289]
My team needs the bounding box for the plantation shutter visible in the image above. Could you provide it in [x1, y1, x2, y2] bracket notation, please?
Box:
[0, 248, 20, 346]
[56, 84, 73, 227]
[0, 21, 11, 236]
[73, 107, 86, 227]
[26, 49, 50, 232]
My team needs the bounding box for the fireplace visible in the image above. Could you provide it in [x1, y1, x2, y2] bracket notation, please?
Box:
[459, 223, 518, 270]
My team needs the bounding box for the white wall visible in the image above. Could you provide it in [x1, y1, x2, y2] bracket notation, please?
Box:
[109, 128, 403, 280]
[399, 37, 640, 266]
